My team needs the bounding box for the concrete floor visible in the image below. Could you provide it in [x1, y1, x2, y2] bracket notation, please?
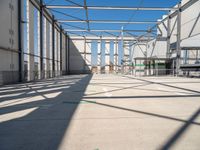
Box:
[0, 74, 200, 150]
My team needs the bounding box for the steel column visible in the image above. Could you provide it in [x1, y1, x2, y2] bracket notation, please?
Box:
[84, 0, 90, 31]
[115, 37, 118, 72]
[60, 26, 63, 74]
[18, 0, 23, 82]
[176, 3, 181, 76]
[40, 0, 44, 79]
[66, 35, 70, 74]
[167, 12, 171, 58]
[84, 36, 87, 71]
[52, 15, 55, 77]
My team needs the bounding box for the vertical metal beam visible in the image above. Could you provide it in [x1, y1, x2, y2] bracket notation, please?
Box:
[52, 15, 55, 77]
[100, 36, 102, 72]
[67, 35, 70, 74]
[121, 26, 124, 74]
[60, 26, 63, 74]
[176, 3, 181, 76]
[115, 37, 118, 72]
[84, 36, 87, 71]
[84, 0, 90, 31]
[18, 0, 23, 82]
[40, 0, 44, 79]
[65, 34, 70, 74]
[146, 30, 151, 76]
[167, 12, 171, 58]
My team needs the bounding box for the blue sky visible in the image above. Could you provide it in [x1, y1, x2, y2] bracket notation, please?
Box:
[43, 0, 180, 37]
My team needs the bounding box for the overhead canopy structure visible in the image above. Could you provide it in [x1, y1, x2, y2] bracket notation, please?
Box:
[43, 0, 183, 39]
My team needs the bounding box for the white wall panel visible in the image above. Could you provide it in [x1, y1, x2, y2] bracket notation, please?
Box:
[0, 0, 11, 49]
[0, 50, 12, 71]
[133, 44, 146, 58]
[170, 15, 178, 44]
[11, 0, 19, 50]
[181, 34, 200, 47]
[181, 1, 200, 39]
[147, 39, 167, 58]
[71, 40, 84, 53]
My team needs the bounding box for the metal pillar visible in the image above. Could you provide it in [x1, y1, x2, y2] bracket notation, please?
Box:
[100, 36, 102, 73]
[60, 26, 63, 74]
[65, 35, 70, 74]
[18, 0, 23, 82]
[84, 36, 86, 71]
[121, 26, 124, 74]
[176, 3, 181, 76]
[52, 15, 55, 77]
[167, 12, 171, 58]
[146, 30, 151, 76]
[115, 37, 118, 73]
[84, 0, 90, 31]
[40, 0, 44, 79]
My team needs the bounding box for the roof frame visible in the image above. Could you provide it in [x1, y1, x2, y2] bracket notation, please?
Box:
[43, 0, 199, 39]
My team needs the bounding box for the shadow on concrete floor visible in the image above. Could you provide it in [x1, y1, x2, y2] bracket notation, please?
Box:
[0, 75, 92, 150]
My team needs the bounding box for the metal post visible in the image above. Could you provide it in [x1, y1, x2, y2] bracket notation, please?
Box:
[40, 0, 44, 79]
[146, 30, 151, 75]
[84, 0, 90, 31]
[66, 35, 70, 74]
[52, 15, 55, 77]
[167, 12, 171, 58]
[140, 59, 141, 77]
[176, 3, 181, 76]
[121, 26, 124, 74]
[100, 36, 102, 73]
[145, 30, 150, 76]
[134, 59, 136, 76]
[115, 37, 118, 73]
[60, 26, 63, 75]
[18, 0, 23, 82]
[84, 36, 86, 72]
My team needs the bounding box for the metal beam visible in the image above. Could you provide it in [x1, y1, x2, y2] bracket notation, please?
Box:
[40, 0, 44, 79]
[65, 29, 156, 32]
[64, 0, 83, 7]
[18, 0, 23, 82]
[176, 3, 181, 76]
[62, 23, 86, 30]
[66, 35, 70, 74]
[45, 5, 177, 11]
[52, 15, 55, 76]
[149, 0, 199, 31]
[104, 31, 118, 37]
[60, 26, 63, 73]
[50, 9, 84, 21]
[58, 20, 157, 24]
[167, 12, 171, 58]
[84, 0, 90, 31]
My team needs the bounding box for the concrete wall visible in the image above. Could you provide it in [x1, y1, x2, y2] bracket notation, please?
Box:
[0, 0, 68, 85]
[69, 38, 122, 74]
[0, 0, 19, 85]
[180, 0, 200, 48]
[169, 0, 200, 48]
[147, 39, 167, 58]
[132, 44, 146, 59]
[69, 39, 90, 74]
